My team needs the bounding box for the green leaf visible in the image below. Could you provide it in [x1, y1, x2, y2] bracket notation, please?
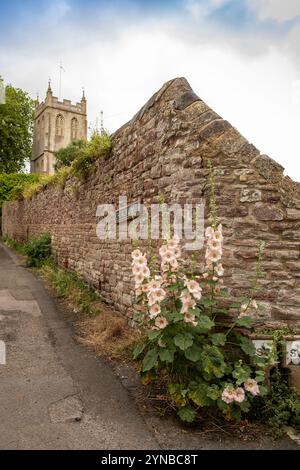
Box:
[197, 315, 215, 332]
[211, 333, 226, 346]
[184, 345, 202, 362]
[133, 342, 146, 359]
[174, 333, 193, 351]
[167, 284, 179, 292]
[142, 348, 158, 372]
[177, 406, 197, 423]
[232, 362, 252, 385]
[199, 298, 217, 307]
[168, 311, 184, 323]
[188, 387, 212, 407]
[159, 348, 175, 363]
[235, 316, 253, 328]
[206, 384, 220, 401]
[255, 370, 266, 383]
[239, 400, 250, 413]
[201, 345, 226, 379]
[148, 330, 161, 341]
[239, 336, 256, 356]
[258, 385, 267, 397]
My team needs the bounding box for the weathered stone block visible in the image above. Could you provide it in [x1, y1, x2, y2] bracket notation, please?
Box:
[252, 204, 284, 221]
[240, 188, 262, 203]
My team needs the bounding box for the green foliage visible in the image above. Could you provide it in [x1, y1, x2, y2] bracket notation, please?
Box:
[6, 133, 112, 203]
[250, 368, 300, 437]
[0, 83, 34, 173]
[22, 233, 51, 267]
[0, 173, 41, 220]
[1, 235, 26, 254]
[70, 132, 112, 180]
[54, 132, 112, 180]
[39, 259, 100, 315]
[54, 140, 86, 170]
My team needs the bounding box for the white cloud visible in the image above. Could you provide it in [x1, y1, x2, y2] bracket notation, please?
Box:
[184, 0, 228, 18]
[248, 0, 300, 23]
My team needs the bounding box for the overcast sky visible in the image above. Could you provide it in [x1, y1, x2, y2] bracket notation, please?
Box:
[1, 0, 300, 181]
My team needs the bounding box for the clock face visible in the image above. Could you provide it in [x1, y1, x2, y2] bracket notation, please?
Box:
[286, 341, 300, 366]
[252, 339, 273, 358]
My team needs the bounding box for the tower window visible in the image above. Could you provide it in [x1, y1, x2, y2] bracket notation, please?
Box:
[55, 114, 64, 137]
[37, 119, 40, 141]
[71, 117, 78, 140]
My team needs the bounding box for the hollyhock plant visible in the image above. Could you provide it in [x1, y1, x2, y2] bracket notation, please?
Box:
[131, 166, 268, 424]
[131, 233, 267, 424]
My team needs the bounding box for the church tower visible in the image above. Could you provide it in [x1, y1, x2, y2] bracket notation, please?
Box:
[31, 81, 87, 174]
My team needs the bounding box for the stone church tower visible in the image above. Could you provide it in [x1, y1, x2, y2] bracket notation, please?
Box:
[31, 81, 87, 174]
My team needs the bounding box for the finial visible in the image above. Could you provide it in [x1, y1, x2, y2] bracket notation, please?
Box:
[47, 78, 52, 93]
[36, 92, 39, 101]
[81, 86, 86, 100]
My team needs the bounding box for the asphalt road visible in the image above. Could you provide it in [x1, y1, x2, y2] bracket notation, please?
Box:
[0, 242, 158, 450]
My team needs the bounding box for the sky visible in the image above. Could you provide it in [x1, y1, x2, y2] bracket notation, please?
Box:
[0, 0, 300, 181]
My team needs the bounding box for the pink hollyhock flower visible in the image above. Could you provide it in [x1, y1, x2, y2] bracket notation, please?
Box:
[149, 288, 166, 304]
[172, 246, 181, 259]
[162, 249, 176, 263]
[155, 316, 168, 329]
[135, 287, 143, 297]
[206, 248, 222, 263]
[131, 249, 143, 259]
[147, 279, 162, 291]
[205, 226, 214, 238]
[159, 245, 168, 257]
[208, 238, 222, 250]
[134, 273, 145, 285]
[244, 379, 260, 396]
[180, 290, 192, 304]
[221, 387, 236, 404]
[215, 264, 224, 276]
[149, 304, 161, 319]
[161, 262, 169, 273]
[167, 238, 180, 251]
[169, 257, 179, 270]
[234, 387, 245, 403]
[134, 255, 148, 268]
[185, 280, 202, 300]
[142, 266, 150, 278]
[184, 312, 198, 327]
[132, 264, 143, 275]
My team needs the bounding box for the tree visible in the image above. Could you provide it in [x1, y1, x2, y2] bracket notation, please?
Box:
[0, 82, 34, 173]
[54, 139, 87, 170]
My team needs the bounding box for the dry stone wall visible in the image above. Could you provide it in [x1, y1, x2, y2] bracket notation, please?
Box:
[2, 78, 300, 329]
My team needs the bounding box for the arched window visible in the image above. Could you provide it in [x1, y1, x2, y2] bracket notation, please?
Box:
[37, 119, 40, 141]
[71, 117, 78, 140]
[55, 114, 64, 137]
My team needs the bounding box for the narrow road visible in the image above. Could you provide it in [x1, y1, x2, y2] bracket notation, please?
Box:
[0, 242, 158, 450]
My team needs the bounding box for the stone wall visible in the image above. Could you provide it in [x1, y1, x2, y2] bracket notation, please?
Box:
[2, 77, 300, 329]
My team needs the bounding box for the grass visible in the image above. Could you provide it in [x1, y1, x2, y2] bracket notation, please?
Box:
[38, 259, 100, 315]
[2, 235, 26, 254]
[38, 259, 140, 360]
